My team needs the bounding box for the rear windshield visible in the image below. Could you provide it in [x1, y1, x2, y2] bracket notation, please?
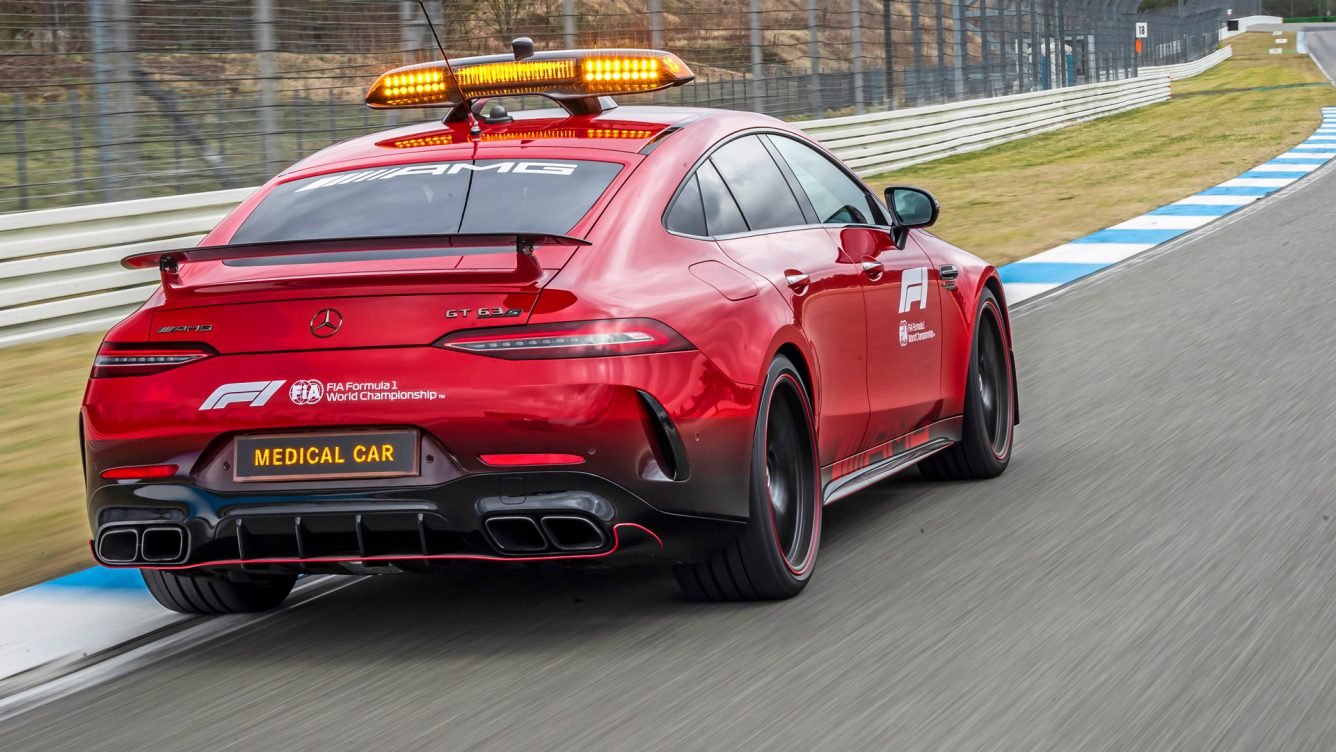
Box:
[230, 159, 623, 244]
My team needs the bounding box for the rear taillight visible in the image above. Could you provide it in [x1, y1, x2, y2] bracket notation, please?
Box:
[91, 342, 215, 378]
[436, 318, 692, 360]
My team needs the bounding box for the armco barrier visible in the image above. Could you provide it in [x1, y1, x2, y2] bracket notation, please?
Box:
[0, 189, 252, 348]
[799, 47, 1230, 178]
[0, 47, 1233, 349]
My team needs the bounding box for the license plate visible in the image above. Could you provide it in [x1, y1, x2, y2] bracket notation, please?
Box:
[233, 430, 419, 482]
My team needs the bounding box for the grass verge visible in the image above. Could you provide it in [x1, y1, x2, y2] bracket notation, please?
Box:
[0, 332, 100, 594]
[866, 32, 1336, 266]
[0, 32, 1331, 594]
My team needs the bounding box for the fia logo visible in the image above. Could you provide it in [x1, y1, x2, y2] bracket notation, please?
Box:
[289, 379, 324, 406]
[899, 321, 909, 347]
[899, 267, 929, 313]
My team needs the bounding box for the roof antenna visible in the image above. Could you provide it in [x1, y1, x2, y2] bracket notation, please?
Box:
[417, 0, 480, 137]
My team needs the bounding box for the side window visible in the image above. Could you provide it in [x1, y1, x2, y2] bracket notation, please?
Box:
[665, 174, 708, 237]
[768, 135, 885, 226]
[709, 136, 806, 232]
[696, 160, 749, 236]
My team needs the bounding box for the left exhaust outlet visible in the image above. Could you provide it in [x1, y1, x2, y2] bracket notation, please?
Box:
[95, 523, 188, 565]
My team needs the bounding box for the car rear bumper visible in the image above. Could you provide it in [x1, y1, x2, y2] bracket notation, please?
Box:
[88, 470, 746, 575]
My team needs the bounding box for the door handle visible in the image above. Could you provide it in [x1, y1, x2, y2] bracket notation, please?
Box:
[860, 260, 884, 279]
[784, 271, 811, 292]
[939, 264, 959, 289]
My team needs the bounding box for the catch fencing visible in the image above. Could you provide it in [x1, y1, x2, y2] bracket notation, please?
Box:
[0, 41, 1235, 349]
[0, 0, 1247, 215]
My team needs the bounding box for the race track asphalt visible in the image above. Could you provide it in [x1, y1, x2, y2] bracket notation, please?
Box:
[6, 75, 1336, 752]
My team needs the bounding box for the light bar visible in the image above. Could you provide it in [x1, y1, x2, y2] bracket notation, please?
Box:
[366, 48, 694, 109]
[378, 126, 662, 149]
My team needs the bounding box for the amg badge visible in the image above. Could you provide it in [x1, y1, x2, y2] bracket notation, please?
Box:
[157, 324, 213, 333]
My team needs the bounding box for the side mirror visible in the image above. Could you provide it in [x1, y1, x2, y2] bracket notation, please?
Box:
[884, 186, 940, 229]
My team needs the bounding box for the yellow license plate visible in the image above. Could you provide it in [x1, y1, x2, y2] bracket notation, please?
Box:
[233, 430, 419, 482]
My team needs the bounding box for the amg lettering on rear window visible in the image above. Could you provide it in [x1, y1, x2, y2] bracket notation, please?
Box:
[294, 161, 579, 193]
[230, 159, 622, 245]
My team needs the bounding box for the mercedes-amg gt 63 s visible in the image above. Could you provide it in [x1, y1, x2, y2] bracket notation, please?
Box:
[83, 42, 1017, 613]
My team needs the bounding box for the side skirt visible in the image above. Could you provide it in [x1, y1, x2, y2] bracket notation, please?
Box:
[821, 416, 963, 505]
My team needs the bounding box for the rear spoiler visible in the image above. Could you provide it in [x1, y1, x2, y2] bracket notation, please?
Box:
[121, 233, 591, 273]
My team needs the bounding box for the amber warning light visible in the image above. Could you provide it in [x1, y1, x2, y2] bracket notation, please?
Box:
[366, 48, 695, 109]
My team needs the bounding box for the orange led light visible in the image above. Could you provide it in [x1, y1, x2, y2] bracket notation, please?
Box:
[365, 48, 694, 109]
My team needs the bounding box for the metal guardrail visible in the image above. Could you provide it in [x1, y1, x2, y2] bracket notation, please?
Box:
[0, 46, 1232, 349]
[805, 46, 1231, 176]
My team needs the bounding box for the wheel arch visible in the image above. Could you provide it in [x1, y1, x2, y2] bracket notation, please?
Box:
[979, 271, 1019, 425]
[773, 341, 815, 411]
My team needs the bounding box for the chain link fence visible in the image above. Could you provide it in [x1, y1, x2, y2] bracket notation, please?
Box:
[1, 0, 1241, 214]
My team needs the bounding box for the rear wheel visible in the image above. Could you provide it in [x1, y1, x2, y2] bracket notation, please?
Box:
[919, 288, 1014, 481]
[142, 569, 296, 615]
[674, 355, 820, 601]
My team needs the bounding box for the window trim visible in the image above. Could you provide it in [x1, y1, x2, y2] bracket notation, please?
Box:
[660, 128, 889, 241]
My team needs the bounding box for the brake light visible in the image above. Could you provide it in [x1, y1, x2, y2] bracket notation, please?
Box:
[101, 464, 178, 480]
[91, 342, 215, 378]
[437, 319, 692, 360]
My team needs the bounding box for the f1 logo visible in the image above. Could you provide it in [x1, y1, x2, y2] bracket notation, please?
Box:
[899, 267, 929, 313]
[199, 380, 286, 410]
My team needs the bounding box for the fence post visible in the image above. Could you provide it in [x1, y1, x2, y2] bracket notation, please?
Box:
[982, 0, 992, 95]
[650, 0, 663, 49]
[87, 0, 116, 202]
[935, 0, 947, 101]
[254, 0, 279, 179]
[952, 0, 966, 98]
[563, 0, 577, 47]
[14, 96, 28, 211]
[882, 0, 895, 108]
[852, 0, 865, 114]
[807, 0, 823, 117]
[1030, 0, 1043, 89]
[68, 89, 85, 204]
[108, 0, 136, 200]
[911, 0, 923, 103]
[750, 0, 765, 112]
[1056, 0, 1067, 86]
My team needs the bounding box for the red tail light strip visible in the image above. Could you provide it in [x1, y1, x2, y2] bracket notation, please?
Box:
[101, 464, 179, 480]
[92, 522, 663, 570]
[478, 453, 586, 467]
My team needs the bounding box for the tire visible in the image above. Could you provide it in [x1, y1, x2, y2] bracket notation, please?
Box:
[918, 288, 1014, 481]
[142, 569, 296, 615]
[674, 354, 821, 601]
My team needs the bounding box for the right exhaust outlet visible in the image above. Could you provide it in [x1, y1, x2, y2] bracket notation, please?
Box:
[140, 526, 186, 562]
[539, 515, 608, 551]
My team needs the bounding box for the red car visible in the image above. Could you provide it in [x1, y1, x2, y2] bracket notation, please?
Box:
[83, 43, 1017, 613]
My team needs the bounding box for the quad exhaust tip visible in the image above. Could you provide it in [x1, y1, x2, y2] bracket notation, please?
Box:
[97, 528, 139, 563]
[484, 516, 548, 553]
[95, 523, 188, 564]
[540, 515, 607, 551]
[141, 526, 186, 562]
[484, 514, 609, 554]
